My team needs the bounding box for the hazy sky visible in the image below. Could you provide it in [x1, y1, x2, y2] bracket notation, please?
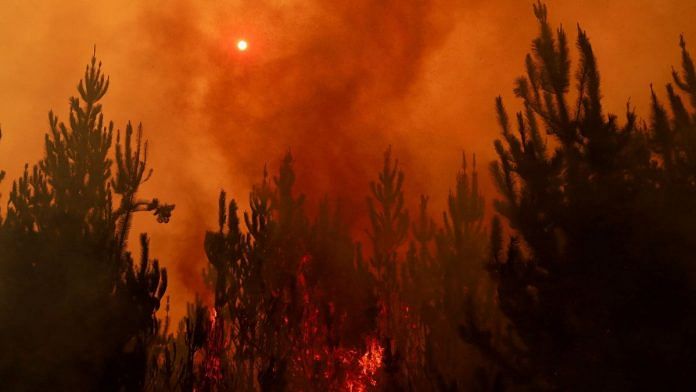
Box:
[1, 0, 695, 321]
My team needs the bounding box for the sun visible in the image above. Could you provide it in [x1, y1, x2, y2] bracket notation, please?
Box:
[236, 39, 248, 52]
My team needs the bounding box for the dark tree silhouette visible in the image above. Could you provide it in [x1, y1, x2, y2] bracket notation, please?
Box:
[151, 154, 380, 391]
[4, 5, 696, 391]
[0, 54, 173, 391]
[487, 2, 696, 389]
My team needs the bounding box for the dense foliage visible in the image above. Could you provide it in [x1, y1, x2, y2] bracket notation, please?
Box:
[1, 2, 695, 391]
[486, 3, 696, 390]
[0, 54, 173, 391]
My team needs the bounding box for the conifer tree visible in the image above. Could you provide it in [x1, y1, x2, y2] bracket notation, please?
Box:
[487, 2, 695, 389]
[165, 153, 381, 391]
[0, 54, 173, 391]
[435, 154, 506, 390]
[366, 147, 410, 390]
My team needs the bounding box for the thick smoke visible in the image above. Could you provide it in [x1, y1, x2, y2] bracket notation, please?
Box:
[136, 0, 461, 205]
[130, 0, 462, 315]
[2, 0, 695, 321]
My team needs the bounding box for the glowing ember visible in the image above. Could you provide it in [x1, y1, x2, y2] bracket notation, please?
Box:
[202, 307, 223, 387]
[359, 338, 384, 379]
[345, 337, 384, 391]
[290, 253, 384, 391]
[236, 39, 248, 51]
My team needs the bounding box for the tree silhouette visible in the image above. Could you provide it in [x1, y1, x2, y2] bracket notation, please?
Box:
[0, 54, 173, 391]
[156, 154, 381, 391]
[4, 5, 696, 391]
[488, 2, 696, 389]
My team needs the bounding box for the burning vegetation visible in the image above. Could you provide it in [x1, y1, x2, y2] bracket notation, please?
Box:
[1, 2, 696, 391]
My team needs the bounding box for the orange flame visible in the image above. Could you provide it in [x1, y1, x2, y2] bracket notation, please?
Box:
[345, 337, 384, 392]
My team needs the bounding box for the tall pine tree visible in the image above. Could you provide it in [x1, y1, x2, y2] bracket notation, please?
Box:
[0, 53, 173, 391]
[488, 2, 695, 389]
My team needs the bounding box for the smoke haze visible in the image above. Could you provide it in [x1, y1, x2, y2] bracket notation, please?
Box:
[1, 0, 695, 321]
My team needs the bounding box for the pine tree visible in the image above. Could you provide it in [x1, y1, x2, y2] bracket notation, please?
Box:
[161, 153, 382, 391]
[435, 154, 507, 390]
[366, 147, 410, 390]
[0, 53, 173, 390]
[487, 2, 695, 389]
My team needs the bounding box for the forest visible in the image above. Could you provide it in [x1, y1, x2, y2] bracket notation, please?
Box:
[1, 2, 695, 391]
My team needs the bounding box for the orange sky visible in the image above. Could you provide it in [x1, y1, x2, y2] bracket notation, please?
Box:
[1, 0, 695, 321]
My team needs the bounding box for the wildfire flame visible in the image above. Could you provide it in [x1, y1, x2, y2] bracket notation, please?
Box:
[202, 307, 223, 387]
[293, 254, 384, 391]
[345, 337, 384, 392]
[359, 338, 384, 378]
